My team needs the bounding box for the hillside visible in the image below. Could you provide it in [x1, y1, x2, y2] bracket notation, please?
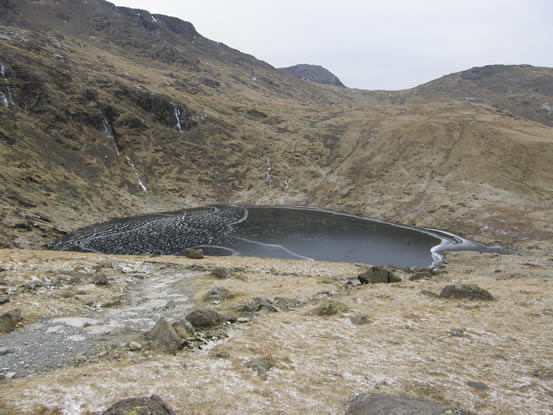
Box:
[409, 64, 553, 126]
[278, 64, 346, 87]
[0, 0, 551, 253]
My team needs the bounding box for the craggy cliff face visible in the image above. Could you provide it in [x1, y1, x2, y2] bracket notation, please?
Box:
[0, 0, 552, 251]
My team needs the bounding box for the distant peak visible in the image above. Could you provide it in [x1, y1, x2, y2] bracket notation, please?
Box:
[278, 64, 346, 88]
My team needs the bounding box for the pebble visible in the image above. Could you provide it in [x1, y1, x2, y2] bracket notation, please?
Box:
[0, 347, 12, 356]
[129, 341, 143, 351]
[236, 317, 250, 323]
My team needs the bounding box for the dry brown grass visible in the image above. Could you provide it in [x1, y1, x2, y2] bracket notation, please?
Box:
[1, 245, 552, 414]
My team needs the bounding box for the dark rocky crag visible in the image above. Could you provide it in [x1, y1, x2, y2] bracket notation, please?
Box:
[278, 64, 346, 87]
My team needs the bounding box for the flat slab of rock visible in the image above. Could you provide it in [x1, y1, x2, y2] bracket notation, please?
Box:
[102, 394, 176, 415]
[358, 266, 402, 284]
[439, 284, 494, 301]
[344, 393, 476, 415]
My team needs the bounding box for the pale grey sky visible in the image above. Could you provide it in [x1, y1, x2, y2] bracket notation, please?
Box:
[110, 0, 553, 90]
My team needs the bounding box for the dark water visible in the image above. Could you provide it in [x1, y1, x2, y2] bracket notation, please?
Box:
[49, 206, 513, 268]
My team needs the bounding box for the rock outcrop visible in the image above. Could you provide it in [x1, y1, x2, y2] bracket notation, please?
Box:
[102, 394, 177, 415]
[278, 64, 346, 87]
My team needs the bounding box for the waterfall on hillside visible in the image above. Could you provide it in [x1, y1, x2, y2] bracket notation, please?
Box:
[102, 117, 120, 155]
[0, 63, 14, 108]
[102, 116, 146, 192]
[265, 156, 274, 187]
[284, 178, 292, 191]
[173, 104, 183, 132]
[0, 93, 8, 109]
[125, 156, 147, 192]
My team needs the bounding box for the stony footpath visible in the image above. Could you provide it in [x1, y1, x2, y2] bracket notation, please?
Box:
[0, 253, 198, 379]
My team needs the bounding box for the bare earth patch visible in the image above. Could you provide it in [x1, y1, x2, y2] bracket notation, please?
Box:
[0, 245, 552, 414]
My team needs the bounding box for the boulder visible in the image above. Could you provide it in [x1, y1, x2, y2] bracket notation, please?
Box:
[0, 295, 9, 304]
[439, 284, 494, 301]
[93, 274, 109, 286]
[0, 308, 22, 333]
[185, 308, 223, 328]
[185, 248, 204, 259]
[239, 297, 278, 314]
[210, 267, 232, 279]
[315, 301, 348, 316]
[358, 267, 402, 284]
[102, 394, 176, 415]
[344, 393, 476, 415]
[350, 315, 369, 325]
[129, 341, 143, 351]
[420, 290, 439, 298]
[146, 316, 183, 353]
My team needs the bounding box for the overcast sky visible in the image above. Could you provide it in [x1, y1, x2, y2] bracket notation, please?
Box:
[110, 0, 553, 90]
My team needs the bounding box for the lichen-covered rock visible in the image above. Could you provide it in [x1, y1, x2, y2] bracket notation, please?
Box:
[0, 308, 22, 333]
[439, 284, 494, 301]
[358, 266, 402, 284]
[102, 394, 177, 415]
[185, 308, 223, 328]
[185, 248, 204, 259]
[315, 301, 347, 316]
[344, 393, 476, 415]
[146, 316, 183, 353]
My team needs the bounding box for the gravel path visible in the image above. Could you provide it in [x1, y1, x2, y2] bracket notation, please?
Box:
[0, 269, 196, 379]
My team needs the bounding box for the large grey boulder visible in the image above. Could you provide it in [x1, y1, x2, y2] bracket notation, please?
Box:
[344, 393, 476, 415]
[358, 266, 402, 284]
[102, 394, 177, 415]
[146, 316, 183, 353]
